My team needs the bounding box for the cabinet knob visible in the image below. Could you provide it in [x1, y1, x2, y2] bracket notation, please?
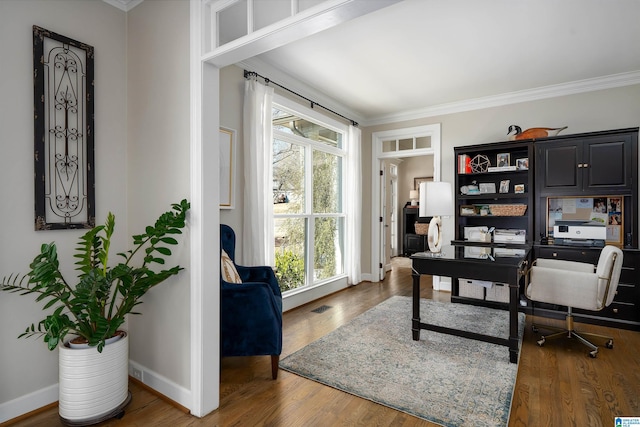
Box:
[613, 308, 619, 314]
[552, 252, 558, 257]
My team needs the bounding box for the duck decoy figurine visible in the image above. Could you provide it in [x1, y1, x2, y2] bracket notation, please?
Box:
[507, 125, 568, 140]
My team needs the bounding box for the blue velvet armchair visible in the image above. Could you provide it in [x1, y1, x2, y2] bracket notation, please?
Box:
[220, 224, 283, 379]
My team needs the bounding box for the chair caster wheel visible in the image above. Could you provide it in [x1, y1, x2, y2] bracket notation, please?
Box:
[605, 339, 614, 349]
[589, 349, 598, 358]
[537, 337, 545, 347]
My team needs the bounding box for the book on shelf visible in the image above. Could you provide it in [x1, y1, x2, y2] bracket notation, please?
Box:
[458, 154, 471, 174]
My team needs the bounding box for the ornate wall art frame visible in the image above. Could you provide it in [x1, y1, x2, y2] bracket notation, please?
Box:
[219, 127, 236, 209]
[33, 26, 95, 230]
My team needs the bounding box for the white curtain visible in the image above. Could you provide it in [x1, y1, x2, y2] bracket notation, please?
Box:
[242, 78, 274, 266]
[345, 125, 362, 285]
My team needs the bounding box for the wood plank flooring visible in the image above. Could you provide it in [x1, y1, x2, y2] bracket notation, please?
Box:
[5, 258, 640, 426]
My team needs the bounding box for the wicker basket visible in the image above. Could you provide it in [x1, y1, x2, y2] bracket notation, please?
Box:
[415, 222, 429, 235]
[489, 204, 527, 216]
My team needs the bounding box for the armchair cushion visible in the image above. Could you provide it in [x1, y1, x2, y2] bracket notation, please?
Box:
[221, 249, 242, 284]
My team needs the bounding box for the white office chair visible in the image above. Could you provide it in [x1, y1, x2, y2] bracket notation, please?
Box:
[525, 245, 623, 358]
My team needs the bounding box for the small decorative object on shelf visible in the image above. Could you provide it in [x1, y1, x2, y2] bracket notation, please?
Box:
[470, 154, 490, 173]
[514, 184, 525, 193]
[507, 125, 568, 140]
[499, 180, 510, 193]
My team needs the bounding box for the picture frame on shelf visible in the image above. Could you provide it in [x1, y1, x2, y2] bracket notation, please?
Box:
[496, 152, 511, 167]
[479, 183, 496, 194]
[514, 184, 525, 194]
[499, 180, 510, 193]
[516, 158, 529, 170]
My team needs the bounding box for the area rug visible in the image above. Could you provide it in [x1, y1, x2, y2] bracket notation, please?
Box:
[279, 296, 525, 427]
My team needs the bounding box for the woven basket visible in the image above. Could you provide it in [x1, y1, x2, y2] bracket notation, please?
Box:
[415, 222, 429, 235]
[489, 204, 527, 216]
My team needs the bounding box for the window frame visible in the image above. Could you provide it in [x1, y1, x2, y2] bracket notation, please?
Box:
[272, 94, 348, 293]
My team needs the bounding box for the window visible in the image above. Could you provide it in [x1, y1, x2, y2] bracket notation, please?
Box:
[272, 104, 346, 293]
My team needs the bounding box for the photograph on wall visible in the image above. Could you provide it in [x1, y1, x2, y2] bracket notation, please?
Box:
[414, 176, 432, 191]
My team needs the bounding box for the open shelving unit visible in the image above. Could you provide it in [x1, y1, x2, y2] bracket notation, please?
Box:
[454, 140, 535, 243]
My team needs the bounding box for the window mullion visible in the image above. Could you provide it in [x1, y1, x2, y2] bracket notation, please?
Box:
[305, 145, 314, 285]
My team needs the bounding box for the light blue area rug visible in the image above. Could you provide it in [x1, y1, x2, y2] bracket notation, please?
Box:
[280, 296, 525, 427]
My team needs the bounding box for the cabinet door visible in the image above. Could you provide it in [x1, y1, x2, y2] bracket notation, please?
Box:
[584, 134, 633, 190]
[538, 140, 581, 192]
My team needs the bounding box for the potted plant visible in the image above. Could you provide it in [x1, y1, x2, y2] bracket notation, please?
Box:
[1, 199, 190, 425]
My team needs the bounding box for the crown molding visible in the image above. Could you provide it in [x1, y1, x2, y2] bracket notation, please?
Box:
[363, 70, 640, 127]
[102, 0, 144, 12]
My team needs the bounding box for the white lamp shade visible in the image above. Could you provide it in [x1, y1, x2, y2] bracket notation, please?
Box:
[409, 190, 419, 200]
[419, 181, 453, 217]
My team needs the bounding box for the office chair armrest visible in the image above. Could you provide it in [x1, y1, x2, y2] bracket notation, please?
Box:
[535, 257, 595, 273]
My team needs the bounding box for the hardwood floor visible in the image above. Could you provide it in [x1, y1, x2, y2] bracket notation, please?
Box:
[6, 259, 640, 426]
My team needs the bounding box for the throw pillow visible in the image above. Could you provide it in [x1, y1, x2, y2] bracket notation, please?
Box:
[221, 249, 242, 284]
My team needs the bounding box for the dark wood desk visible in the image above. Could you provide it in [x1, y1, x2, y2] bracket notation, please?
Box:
[411, 245, 530, 363]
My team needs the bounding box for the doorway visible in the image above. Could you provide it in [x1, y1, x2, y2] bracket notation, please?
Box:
[371, 124, 441, 283]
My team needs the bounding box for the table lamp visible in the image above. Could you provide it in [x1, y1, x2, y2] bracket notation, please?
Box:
[409, 190, 419, 206]
[419, 181, 453, 253]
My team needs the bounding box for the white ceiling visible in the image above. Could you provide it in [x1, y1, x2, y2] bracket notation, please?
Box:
[248, 0, 640, 126]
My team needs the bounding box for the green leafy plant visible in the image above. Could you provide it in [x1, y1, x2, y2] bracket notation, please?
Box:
[1, 199, 190, 352]
[275, 249, 305, 292]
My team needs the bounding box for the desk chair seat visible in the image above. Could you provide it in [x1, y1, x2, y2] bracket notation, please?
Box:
[525, 245, 623, 358]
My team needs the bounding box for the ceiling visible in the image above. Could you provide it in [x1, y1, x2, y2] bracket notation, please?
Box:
[247, 0, 640, 126]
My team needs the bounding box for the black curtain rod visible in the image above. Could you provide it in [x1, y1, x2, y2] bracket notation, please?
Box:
[244, 70, 358, 127]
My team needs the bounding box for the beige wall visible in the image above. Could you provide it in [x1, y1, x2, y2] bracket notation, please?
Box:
[126, 0, 192, 393]
[219, 66, 245, 239]
[0, 0, 128, 406]
[0, 0, 193, 416]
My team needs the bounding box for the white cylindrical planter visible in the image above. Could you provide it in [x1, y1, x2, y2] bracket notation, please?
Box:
[59, 331, 130, 425]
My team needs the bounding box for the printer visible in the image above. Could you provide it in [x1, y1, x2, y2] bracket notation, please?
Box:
[553, 220, 606, 247]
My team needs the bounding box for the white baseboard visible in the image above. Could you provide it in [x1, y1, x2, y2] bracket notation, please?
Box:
[1, 362, 192, 424]
[0, 383, 58, 424]
[128, 360, 192, 410]
[282, 276, 349, 312]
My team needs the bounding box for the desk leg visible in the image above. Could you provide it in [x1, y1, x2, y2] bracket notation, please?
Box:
[508, 282, 519, 363]
[412, 270, 420, 341]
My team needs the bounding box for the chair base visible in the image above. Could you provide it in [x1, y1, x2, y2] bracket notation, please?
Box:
[532, 314, 614, 358]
